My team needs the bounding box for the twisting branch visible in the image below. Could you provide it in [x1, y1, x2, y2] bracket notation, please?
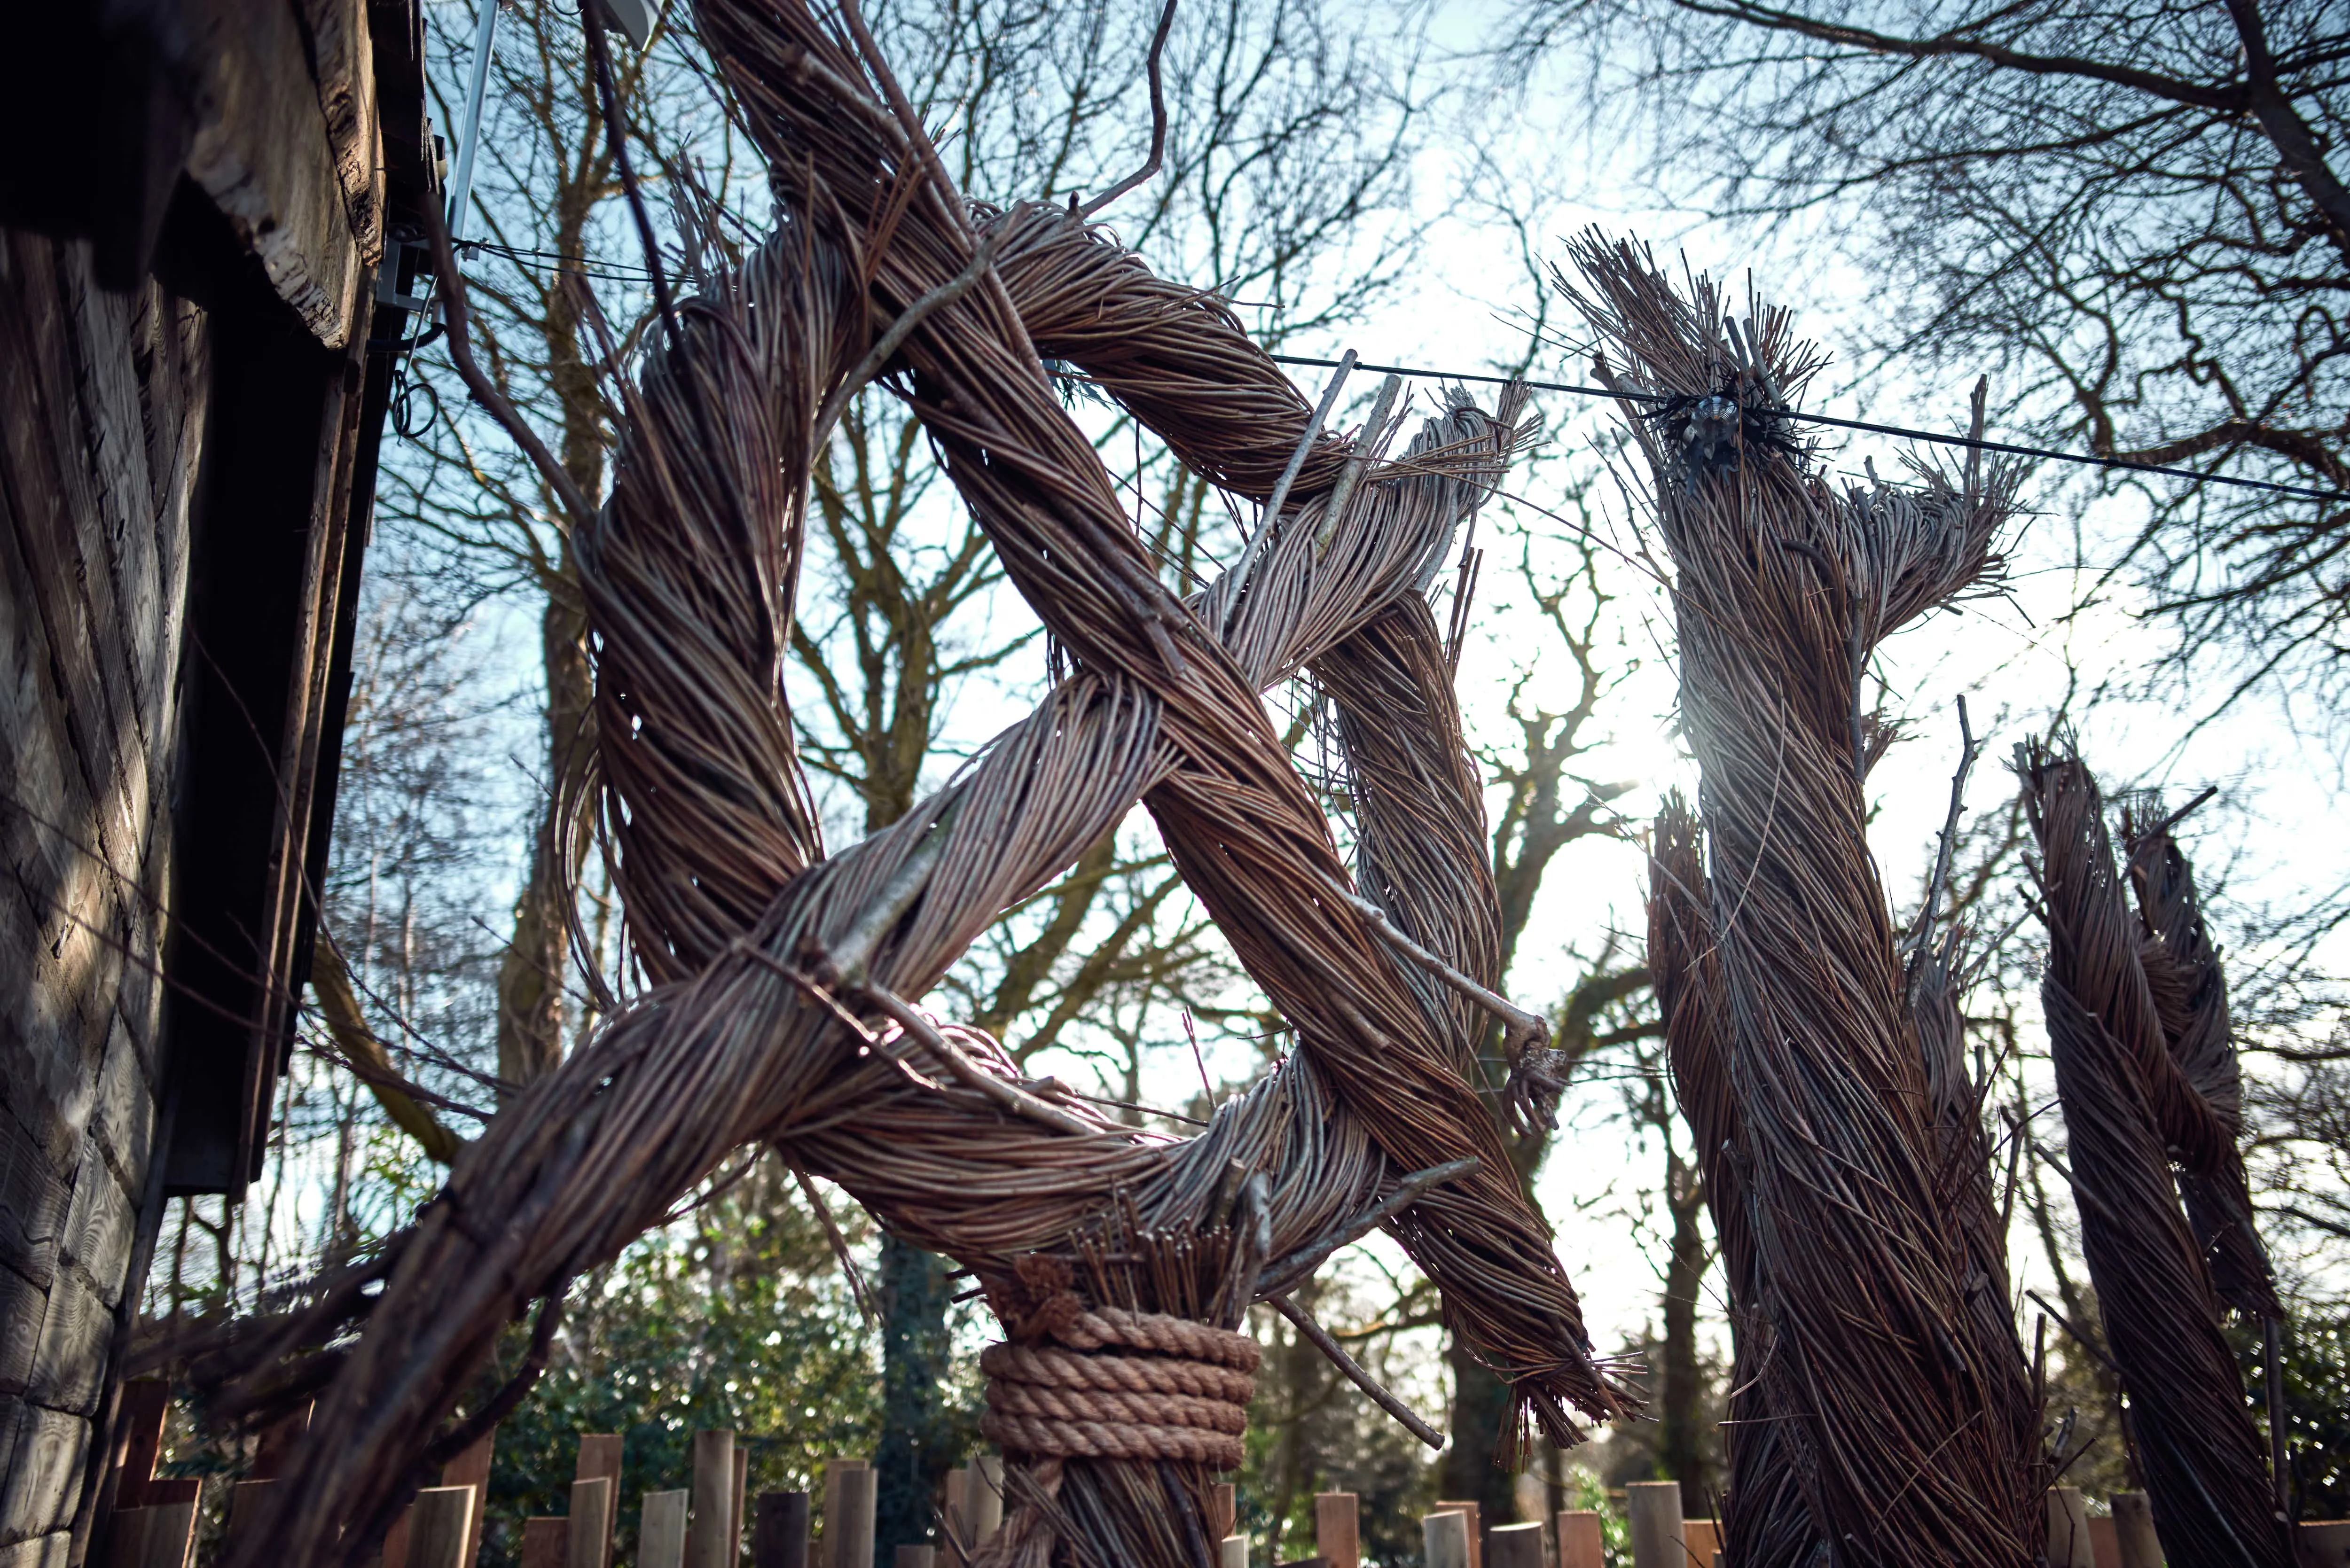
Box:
[418, 203, 599, 531]
[1077, 0, 1181, 219]
[580, 4, 684, 356]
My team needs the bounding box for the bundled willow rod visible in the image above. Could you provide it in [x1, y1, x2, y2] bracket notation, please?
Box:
[208, 6, 1635, 1567]
[2019, 744, 2292, 1568]
[1568, 235, 2043, 1565]
[1646, 801, 1817, 1568]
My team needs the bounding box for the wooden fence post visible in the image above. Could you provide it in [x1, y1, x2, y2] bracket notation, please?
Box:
[1218, 1536, 1248, 1568]
[754, 1492, 810, 1568]
[227, 1481, 274, 1546]
[522, 1517, 570, 1568]
[1626, 1482, 1682, 1568]
[1557, 1511, 1604, 1568]
[893, 1550, 935, 1568]
[2046, 1487, 2093, 1568]
[382, 1503, 416, 1568]
[1422, 1511, 1471, 1568]
[1681, 1519, 1720, 1565]
[966, 1460, 1003, 1551]
[576, 1433, 624, 1566]
[825, 1462, 875, 1568]
[1313, 1493, 1358, 1568]
[731, 1445, 749, 1557]
[570, 1479, 615, 1568]
[1487, 1522, 1542, 1568]
[689, 1431, 737, 1568]
[643, 1490, 691, 1568]
[1210, 1484, 1236, 1543]
[1432, 1502, 1481, 1568]
[2110, 1494, 2162, 1568]
[411, 1487, 480, 1568]
[439, 1430, 496, 1568]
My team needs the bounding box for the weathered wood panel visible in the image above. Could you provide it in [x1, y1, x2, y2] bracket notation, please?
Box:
[0, 231, 204, 1558]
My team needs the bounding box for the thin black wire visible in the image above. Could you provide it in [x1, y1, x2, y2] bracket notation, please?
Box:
[1266, 352, 2350, 506]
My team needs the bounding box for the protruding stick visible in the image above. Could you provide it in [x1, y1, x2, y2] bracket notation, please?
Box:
[1270, 1295, 1444, 1449]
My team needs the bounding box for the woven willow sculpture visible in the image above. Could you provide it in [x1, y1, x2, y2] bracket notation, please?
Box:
[217, 5, 1637, 1567]
[2021, 746, 2293, 1568]
[1571, 238, 2047, 1565]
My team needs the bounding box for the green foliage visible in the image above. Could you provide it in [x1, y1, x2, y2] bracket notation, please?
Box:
[475, 1164, 883, 1568]
[2233, 1307, 2350, 1518]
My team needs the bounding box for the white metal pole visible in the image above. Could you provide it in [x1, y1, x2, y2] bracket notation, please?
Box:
[446, 0, 501, 243]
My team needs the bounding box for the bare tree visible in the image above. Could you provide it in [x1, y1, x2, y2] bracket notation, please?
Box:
[1436, 502, 1659, 1512]
[1520, 0, 2350, 715]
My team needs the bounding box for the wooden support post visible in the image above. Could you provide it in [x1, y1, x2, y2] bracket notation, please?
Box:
[1313, 1493, 1359, 1568]
[523, 1519, 570, 1568]
[2046, 1487, 2093, 1568]
[411, 1487, 480, 1568]
[1487, 1523, 1542, 1568]
[1219, 1537, 1249, 1568]
[1626, 1482, 1682, 1568]
[1557, 1511, 1604, 1568]
[689, 1431, 738, 1568]
[2088, 1515, 2119, 1568]
[755, 1493, 811, 1568]
[825, 1462, 875, 1568]
[440, 1429, 497, 1568]
[571, 1480, 615, 1568]
[2109, 1494, 2161, 1568]
[1433, 1502, 1481, 1568]
[893, 1550, 935, 1568]
[1681, 1519, 1719, 1565]
[1422, 1510, 1471, 1568]
[643, 1490, 691, 1568]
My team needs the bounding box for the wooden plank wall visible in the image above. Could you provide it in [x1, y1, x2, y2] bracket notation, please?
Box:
[0, 232, 211, 1568]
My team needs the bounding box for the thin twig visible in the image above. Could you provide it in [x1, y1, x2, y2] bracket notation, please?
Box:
[1076, 0, 1179, 219]
[1269, 1293, 1445, 1449]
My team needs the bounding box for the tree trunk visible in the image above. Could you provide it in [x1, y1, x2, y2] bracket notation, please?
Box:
[1440, 1342, 1521, 1519]
[875, 1234, 954, 1563]
[494, 573, 595, 1089]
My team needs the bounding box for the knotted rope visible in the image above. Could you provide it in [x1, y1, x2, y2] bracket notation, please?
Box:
[979, 1307, 1261, 1470]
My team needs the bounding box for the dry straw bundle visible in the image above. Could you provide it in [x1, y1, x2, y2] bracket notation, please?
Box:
[2019, 744, 2292, 1567]
[1572, 236, 2045, 1564]
[205, 4, 1642, 1566]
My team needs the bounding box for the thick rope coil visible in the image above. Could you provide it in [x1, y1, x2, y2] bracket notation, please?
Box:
[979, 1310, 1258, 1471]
